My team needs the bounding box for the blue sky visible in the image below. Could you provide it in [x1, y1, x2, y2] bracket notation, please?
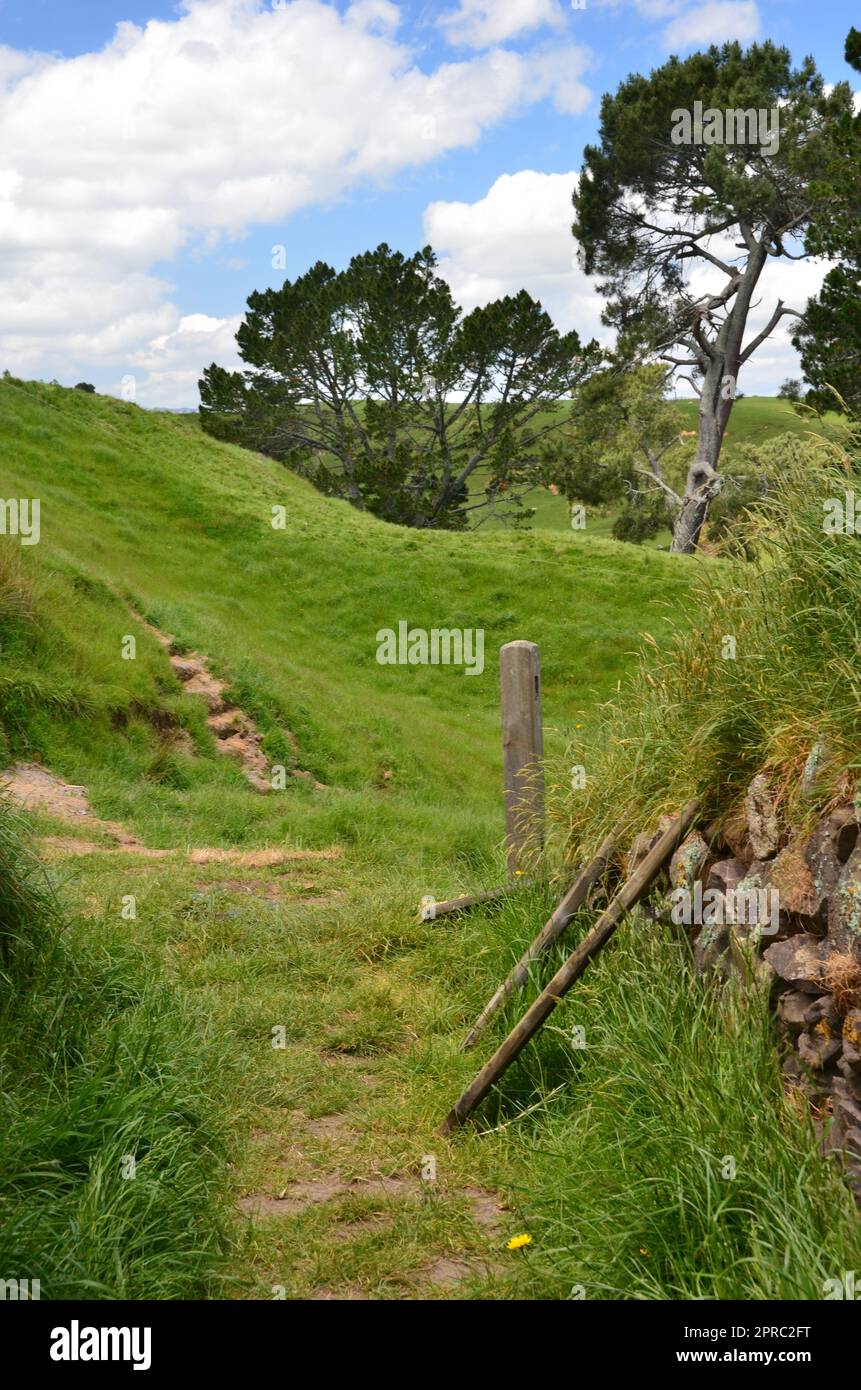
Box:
[0, 0, 856, 405]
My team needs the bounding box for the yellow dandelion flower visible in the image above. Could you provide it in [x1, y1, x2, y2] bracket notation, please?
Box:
[506, 1233, 532, 1251]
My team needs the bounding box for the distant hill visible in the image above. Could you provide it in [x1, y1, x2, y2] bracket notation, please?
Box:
[486, 396, 845, 536]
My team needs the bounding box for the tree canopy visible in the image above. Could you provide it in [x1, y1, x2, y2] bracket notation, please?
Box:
[572, 40, 853, 550]
[793, 28, 861, 416]
[199, 244, 600, 530]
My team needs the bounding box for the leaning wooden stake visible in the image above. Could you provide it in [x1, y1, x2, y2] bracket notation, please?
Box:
[439, 800, 700, 1134]
[460, 831, 618, 1049]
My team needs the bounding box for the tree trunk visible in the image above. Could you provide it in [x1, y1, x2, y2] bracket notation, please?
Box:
[670, 238, 769, 554]
[670, 465, 723, 552]
[670, 384, 725, 553]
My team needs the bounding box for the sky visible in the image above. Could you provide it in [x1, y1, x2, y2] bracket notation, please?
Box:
[0, 0, 857, 407]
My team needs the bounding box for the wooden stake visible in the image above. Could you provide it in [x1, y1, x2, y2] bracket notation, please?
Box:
[439, 800, 700, 1134]
[420, 886, 509, 921]
[500, 641, 544, 877]
[460, 830, 617, 1048]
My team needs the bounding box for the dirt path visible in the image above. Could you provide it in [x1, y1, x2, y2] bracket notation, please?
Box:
[235, 1143, 509, 1297]
[2, 763, 516, 1298]
[139, 615, 324, 792]
[1, 763, 338, 865]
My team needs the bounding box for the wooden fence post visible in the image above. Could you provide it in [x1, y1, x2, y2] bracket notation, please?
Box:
[500, 641, 544, 878]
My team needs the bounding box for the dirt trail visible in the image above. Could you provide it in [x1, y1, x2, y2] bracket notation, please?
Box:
[1, 763, 340, 865]
[1, 621, 511, 1298]
[2, 764, 157, 852]
[140, 615, 324, 792]
[2, 761, 512, 1297]
[237, 1118, 510, 1296]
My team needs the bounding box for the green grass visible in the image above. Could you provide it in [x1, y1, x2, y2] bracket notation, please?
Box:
[0, 374, 693, 856]
[1, 373, 858, 1300]
[0, 799, 233, 1299]
[478, 396, 845, 539]
[486, 925, 859, 1300]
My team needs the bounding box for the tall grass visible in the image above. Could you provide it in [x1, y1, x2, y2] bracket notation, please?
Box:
[513, 928, 861, 1299]
[551, 429, 861, 860]
[0, 799, 234, 1299]
[489, 426, 861, 1298]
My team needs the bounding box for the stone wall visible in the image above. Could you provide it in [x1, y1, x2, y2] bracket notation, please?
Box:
[641, 781, 861, 1202]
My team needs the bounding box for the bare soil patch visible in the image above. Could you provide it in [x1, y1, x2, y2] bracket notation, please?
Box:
[138, 612, 324, 791]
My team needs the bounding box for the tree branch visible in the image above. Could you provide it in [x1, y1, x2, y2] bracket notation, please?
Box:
[739, 301, 806, 364]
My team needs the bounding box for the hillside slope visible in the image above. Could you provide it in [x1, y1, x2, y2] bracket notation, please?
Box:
[5, 376, 854, 1302]
[0, 375, 700, 1299]
[0, 374, 693, 868]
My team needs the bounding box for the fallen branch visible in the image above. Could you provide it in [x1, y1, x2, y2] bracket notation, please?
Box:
[460, 831, 618, 1049]
[439, 800, 700, 1134]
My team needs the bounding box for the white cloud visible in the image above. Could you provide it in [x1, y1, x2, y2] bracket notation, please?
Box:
[425, 171, 831, 396]
[527, 44, 592, 114]
[424, 169, 608, 343]
[594, 0, 761, 50]
[438, 0, 565, 50]
[0, 0, 592, 405]
[345, 0, 401, 33]
[662, 1, 760, 50]
[122, 311, 245, 409]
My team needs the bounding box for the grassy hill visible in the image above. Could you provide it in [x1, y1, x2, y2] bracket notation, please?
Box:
[0, 375, 693, 858]
[482, 396, 845, 539]
[1, 374, 858, 1300]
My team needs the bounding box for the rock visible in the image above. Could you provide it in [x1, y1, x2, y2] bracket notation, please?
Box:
[693, 918, 730, 975]
[706, 857, 749, 895]
[627, 815, 674, 874]
[171, 659, 200, 683]
[669, 832, 709, 890]
[763, 934, 835, 994]
[745, 774, 780, 860]
[768, 848, 817, 919]
[777, 990, 810, 1036]
[209, 709, 248, 739]
[722, 805, 752, 860]
[837, 1009, 861, 1092]
[803, 993, 843, 1031]
[800, 739, 829, 800]
[802, 809, 859, 930]
[843, 1008, 861, 1055]
[837, 1056, 861, 1097]
[798, 1027, 842, 1071]
[828, 1079, 861, 1156]
[781, 1051, 807, 1084]
[828, 844, 861, 956]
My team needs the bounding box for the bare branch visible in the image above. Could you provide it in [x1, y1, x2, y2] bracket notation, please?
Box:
[739, 301, 806, 364]
[634, 466, 682, 505]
